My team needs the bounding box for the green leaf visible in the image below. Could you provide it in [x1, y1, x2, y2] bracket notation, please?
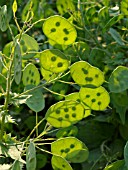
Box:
[121, 0, 128, 15]
[109, 66, 128, 93]
[80, 86, 110, 111]
[51, 137, 89, 163]
[56, 126, 78, 138]
[22, 63, 40, 86]
[52, 155, 73, 170]
[56, 0, 75, 15]
[124, 141, 128, 168]
[65, 92, 91, 118]
[40, 49, 70, 73]
[11, 160, 22, 170]
[109, 28, 125, 45]
[104, 160, 126, 170]
[43, 15, 77, 45]
[0, 5, 8, 32]
[45, 100, 84, 128]
[40, 67, 58, 81]
[14, 40, 22, 85]
[16, 34, 39, 59]
[70, 61, 104, 87]
[26, 141, 36, 170]
[24, 85, 45, 112]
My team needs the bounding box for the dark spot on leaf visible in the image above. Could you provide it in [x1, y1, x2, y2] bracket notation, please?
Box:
[30, 79, 33, 84]
[62, 164, 66, 168]
[63, 37, 68, 41]
[60, 4, 63, 8]
[72, 113, 76, 117]
[72, 106, 76, 111]
[56, 109, 60, 114]
[34, 80, 36, 84]
[31, 72, 34, 76]
[97, 93, 101, 96]
[57, 62, 63, 67]
[64, 108, 69, 112]
[15, 54, 19, 59]
[22, 45, 27, 52]
[51, 28, 56, 32]
[26, 77, 29, 82]
[63, 28, 69, 35]
[58, 117, 63, 121]
[70, 144, 75, 148]
[77, 99, 81, 102]
[91, 99, 96, 102]
[65, 114, 69, 118]
[86, 95, 90, 98]
[82, 68, 88, 74]
[20, 40, 25, 45]
[60, 149, 64, 153]
[56, 22, 60, 27]
[95, 74, 99, 78]
[85, 77, 93, 82]
[98, 101, 101, 105]
[29, 70, 31, 74]
[65, 148, 70, 153]
[15, 71, 19, 75]
[51, 56, 56, 61]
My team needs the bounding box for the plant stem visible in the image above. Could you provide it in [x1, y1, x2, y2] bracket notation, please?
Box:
[36, 112, 38, 137]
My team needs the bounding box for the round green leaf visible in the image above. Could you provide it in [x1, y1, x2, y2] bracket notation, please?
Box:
[52, 155, 73, 170]
[43, 15, 77, 45]
[22, 63, 40, 86]
[45, 100, 84, 128]
[24, 85, 45, 112]
[109, 66, 128, 93]
[40, 49, 69, 73]
[80, 86, 110, 111]
[14, 41, 22, 85]
[51, 137, 89, 163]
[65, 92, 91, 118]
[16, 34, 39, 59]
[70, 61, 104, 87]
[56, 126, 78, 138]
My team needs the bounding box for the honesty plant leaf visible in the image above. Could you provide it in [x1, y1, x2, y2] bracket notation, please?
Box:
[51, 137, 89, 163]
[11, 160, 22, 170]
[22, 63, 40, 86]
[52, 155, 73, 170]
[109, 66, 128, 93]
[45, 100, 84, 128]
[70, 61, 104, 87]
[80, 86, 110, 111]
[43, 15, 77, 45]
[40, 49, 69, 73]
[14, 41, 22, 85]
[121, 0, 128, 15]
[26, 142, 36, 170]
[65, 92, 91, 118]
[104, 160, 126, 170]
[24, 85, 45, 112]
[16, 34, 39, 59]
[0, 5, 8, 32]
[56, 125, 78, 138]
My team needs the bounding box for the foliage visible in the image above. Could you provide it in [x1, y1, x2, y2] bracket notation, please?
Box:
[0, 0, 128, 169]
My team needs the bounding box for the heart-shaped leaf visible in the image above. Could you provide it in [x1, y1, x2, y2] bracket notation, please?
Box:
[43, 15, 77, 45]
[14, 41, 22, 85]
[40, 49, 69, 73]
[70, 61, 104, 87]
[45, 100, 84, 128]
[52, 155, 73, 170]
[65, 92, 91, 118]
[80, 86, 110, 111]
[51, 137, 89, 163]
[109, 66, 128, 93]
[22, 63, 40, 86]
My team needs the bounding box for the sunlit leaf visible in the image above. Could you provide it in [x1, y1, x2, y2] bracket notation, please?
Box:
[43, 15, 77, 45]
[56, 126, 78, 138]
[45, 100, 84, 128]
[80, 86, 110, 111]
[70, 61, 104, 87]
